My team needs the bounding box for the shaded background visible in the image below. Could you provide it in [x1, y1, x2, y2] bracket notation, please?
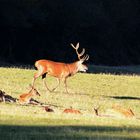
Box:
[0, 0, 140, 66]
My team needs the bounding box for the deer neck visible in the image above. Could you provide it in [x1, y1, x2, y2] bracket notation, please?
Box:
[67, 61, 79, 76]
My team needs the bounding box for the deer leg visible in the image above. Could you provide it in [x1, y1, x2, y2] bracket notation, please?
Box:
[32, 77, 36, 87]
[32, 66, 44, 87]
[64, 78, 69, 93]
[52, 78, 60, 91]
[42, 74, 52, 92]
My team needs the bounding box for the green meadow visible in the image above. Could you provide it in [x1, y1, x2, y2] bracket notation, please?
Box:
[0, 66, 140, 140]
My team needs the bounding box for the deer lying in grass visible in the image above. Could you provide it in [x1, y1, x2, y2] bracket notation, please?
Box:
[111, 105, 135, 118]
[63, 107, 82, 114]
[0, 90, 5, 102]
[18, 85, 40, 104]
[32, 43, 89, 93]
[94, 105, 135, 118]
[0, 90, 17, 103]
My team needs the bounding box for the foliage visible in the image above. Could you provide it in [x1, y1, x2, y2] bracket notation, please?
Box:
[0, 0, 140, 65]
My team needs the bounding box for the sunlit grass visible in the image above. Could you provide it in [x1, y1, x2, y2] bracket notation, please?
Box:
[0, 67, 140, 139]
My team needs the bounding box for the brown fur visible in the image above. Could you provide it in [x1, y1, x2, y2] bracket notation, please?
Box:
[19, 86, 40, 104]
[32, 43, 89, 93]
[112, 105, 135, 118]
[63, 108, 82, 114]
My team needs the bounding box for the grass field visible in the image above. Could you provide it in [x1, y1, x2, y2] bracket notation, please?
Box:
[0, 66, 140, 140]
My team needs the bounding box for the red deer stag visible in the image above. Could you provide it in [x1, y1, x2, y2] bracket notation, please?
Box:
[32, 43, 89, 93]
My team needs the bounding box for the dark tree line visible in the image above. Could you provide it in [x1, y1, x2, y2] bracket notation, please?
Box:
[0, 0, 140, 66]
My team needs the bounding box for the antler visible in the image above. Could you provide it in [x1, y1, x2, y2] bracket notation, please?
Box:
[70, 42, 89, 62]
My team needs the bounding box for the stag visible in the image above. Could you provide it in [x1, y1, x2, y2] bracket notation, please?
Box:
[32, 43, 89, 93]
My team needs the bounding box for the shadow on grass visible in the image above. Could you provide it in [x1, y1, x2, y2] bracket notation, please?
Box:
[52, 90, 90, 97]
[105, 96, 140, 101]
[0, 125, 140, 140]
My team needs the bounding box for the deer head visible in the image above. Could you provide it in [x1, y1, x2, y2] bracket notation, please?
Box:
[71, 42, 89, 72]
